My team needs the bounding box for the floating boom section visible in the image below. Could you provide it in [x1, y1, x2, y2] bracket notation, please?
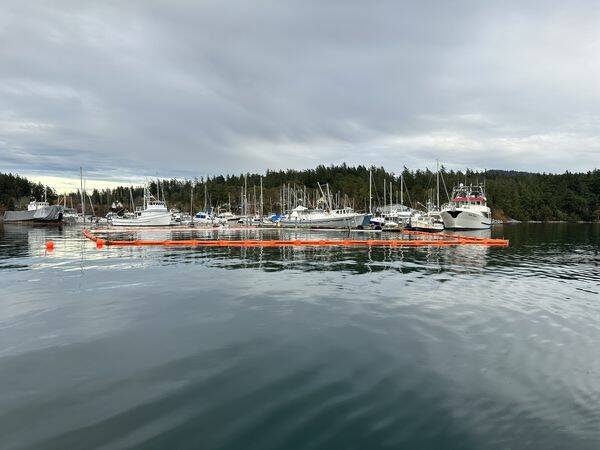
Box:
[83, 229, 509, 248]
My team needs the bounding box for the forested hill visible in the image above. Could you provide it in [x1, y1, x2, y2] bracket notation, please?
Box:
[0, 173, 57, 213]
[1, 166, 599, 222]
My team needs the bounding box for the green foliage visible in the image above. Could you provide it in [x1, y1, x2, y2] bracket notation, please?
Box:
[1, 167, 599, 221]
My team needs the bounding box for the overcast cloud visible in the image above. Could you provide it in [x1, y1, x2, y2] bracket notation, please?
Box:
[1, 0, 599, 188]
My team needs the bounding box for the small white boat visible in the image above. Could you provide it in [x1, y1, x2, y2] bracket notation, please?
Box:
[62, 207, 81, 224]
[111, 184, 172, 227]
[382, 220, 401, 231]
[217, 211, 240, 223]
[195, 211, 219, 226]
[406, 212, 444, 233]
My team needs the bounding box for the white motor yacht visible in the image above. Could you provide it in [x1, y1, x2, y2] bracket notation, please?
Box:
[440, 183, 492, 230]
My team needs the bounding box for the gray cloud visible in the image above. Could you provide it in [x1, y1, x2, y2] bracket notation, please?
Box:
[1, 0, 599, 183]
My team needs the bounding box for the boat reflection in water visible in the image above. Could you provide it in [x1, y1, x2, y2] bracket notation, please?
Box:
[1, 223, 501, 274]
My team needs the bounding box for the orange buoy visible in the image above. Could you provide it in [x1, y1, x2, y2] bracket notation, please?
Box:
[45, 241, 54, 251]
[96, 239, 104, 249]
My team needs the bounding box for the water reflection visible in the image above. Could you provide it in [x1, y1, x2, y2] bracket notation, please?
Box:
[1, 223, 599, 283]
[1, 223, 600, 449]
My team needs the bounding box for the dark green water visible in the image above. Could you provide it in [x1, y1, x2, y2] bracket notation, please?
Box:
[0, 223, 599, 449]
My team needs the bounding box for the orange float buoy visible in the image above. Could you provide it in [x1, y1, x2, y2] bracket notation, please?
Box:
[96, 239, 104, 249]
[45, 241, 54, 251]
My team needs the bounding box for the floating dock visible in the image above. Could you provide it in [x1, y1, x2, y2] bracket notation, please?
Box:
[82, 229, 509, 248]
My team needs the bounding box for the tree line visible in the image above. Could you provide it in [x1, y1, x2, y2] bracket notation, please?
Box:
[1, 165, 599, 221]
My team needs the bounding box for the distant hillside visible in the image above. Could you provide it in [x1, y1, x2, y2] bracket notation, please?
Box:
[2, 166, 599, 222]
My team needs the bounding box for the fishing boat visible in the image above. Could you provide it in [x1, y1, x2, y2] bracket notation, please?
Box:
[440, 183, 492, 230]
[111, 183, 172, 227]
[2, 187, 64, 223]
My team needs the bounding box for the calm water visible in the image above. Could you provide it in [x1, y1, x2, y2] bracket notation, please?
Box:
[0, 223, 599, 450]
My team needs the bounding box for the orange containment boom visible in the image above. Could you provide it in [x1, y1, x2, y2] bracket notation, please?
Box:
[82, 229, 509, 248]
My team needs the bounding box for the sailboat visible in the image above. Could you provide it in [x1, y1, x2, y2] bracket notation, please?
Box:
[405, 161, 444, 232]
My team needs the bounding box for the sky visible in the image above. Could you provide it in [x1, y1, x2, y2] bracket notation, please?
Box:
[1, 0, 599, 192]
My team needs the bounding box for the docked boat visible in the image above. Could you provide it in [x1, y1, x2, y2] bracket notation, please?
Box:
[3, 189, 64, 223]
[375, 204, 414, 228]
[440, 183, 492, 230]
[217, 211, 240, 223]
[405, 211, 444, 232]
[195, 211, 218, 226]
[111, 184, 172, 227]
[62, 207, 81, 224]
[279, 206, 368, 229]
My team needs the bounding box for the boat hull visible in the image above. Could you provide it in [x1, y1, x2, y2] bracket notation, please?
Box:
[279, 213, 368, 229]
[2, 206, 64, 223]
[405, 224, 444, 233]
[440, 210, 491, 230]
[111, 212, 172, 227]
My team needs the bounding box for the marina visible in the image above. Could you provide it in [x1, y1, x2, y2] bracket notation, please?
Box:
[2, 1, 599, 447]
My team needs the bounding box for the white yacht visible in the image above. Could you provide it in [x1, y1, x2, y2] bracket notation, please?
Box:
[111, 184, 172, 227]
[440, 183, 492, 230]
[279, 206, 368, 229]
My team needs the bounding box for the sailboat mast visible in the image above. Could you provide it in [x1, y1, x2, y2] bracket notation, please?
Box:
[401, 172, 404, 206]
[244, 174, 247, 217]
[130, 186, 134, 211]
[190, 183, 194, 217]
[369, 169, 372, 214]
[260, 176, 263, 217]
[80, 166, 85, 223]
[436, 160, 440, 209]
